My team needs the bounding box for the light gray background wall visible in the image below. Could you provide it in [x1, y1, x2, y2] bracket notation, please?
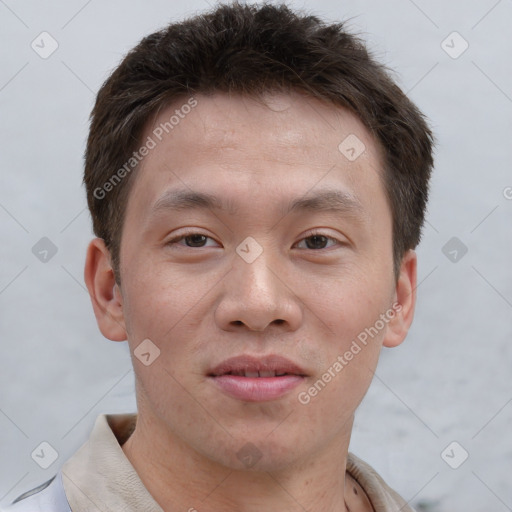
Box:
[1, 1, 511, 511]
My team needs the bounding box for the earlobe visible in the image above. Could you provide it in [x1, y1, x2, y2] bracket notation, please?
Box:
[84, 238, 127, 342]
[382, 249, 417, 348]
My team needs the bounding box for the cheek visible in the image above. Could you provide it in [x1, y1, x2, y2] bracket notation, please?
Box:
[316, 272, 389, 339]
[297, 272, 390, 406]
[122, 267, 191, 338]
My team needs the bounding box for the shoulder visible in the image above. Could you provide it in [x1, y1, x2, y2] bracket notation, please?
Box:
[1, 471, 71, 512]
[346, 452, 416, 512]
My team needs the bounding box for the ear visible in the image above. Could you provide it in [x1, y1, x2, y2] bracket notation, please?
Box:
[382, 249, 417, 348]
[84, 238, 127, 341]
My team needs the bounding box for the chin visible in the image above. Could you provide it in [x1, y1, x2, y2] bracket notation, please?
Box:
[211, 434, 307, 473]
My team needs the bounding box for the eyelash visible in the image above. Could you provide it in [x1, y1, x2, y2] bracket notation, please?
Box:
[166, 230, 343, 250]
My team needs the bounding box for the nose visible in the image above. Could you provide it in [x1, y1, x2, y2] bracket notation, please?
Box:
[214, 247, 303, 333]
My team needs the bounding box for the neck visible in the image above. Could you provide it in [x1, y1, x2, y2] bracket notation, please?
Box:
[121, 411, 353, 512]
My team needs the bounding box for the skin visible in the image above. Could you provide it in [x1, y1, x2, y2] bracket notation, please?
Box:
[84, 91, 417, 512]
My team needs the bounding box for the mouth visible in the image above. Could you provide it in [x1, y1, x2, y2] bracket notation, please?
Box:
[208, 354, 307, 377]
[207, 355, 307, 402]
[213, 369, 299, 377]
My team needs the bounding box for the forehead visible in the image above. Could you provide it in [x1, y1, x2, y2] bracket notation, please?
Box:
[124, 91, 387, 226]
[147, 92, 377, 162]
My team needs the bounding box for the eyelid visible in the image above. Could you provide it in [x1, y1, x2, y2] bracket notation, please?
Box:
[166, 228, 221, 246]
[299, 228, 343, 240]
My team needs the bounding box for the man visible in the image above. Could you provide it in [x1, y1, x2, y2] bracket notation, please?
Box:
[4, 2, 434, 511]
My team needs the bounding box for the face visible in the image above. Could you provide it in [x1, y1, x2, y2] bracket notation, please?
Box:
[92, 91, 414, 472]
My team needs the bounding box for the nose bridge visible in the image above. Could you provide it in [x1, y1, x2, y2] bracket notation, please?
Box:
[234, 241, 282, 308]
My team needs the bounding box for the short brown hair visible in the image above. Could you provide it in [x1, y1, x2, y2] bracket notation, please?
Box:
[84, 2, 434, 284]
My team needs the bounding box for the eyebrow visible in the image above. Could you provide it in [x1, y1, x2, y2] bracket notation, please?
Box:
[148, 188, 365, 221]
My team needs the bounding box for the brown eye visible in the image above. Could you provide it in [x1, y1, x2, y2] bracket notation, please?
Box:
[304, 235, 329, 249]
[167, 232, 219, 248]
[295, 232, 341, 250]
[183, 234, 208, 247]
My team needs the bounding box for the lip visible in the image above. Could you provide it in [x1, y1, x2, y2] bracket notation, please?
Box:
[208, 354, 308, 377]
[207, 354, 307, 402]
